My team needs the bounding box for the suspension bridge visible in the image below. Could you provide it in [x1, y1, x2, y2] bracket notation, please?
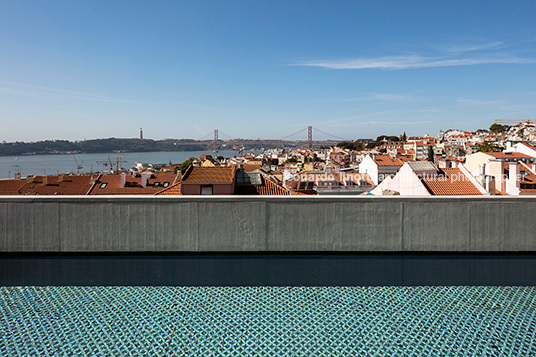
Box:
[195, 126, 350, 151]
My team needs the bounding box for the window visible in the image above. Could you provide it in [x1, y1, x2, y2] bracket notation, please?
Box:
[99, 183, 107, 189]
[153, 182, 160, 188]
[163, 182, 169, 188]
[201, 185, 213, 195]
[236, 172, 261, 184]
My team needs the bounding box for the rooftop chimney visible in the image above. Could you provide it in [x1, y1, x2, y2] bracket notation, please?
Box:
[27, 175, 34, 183]
[485, 175, 496, 195]
[121, 173, 126, 188]
[141, 173, 149, 187]
[42, 176, 47, 186]
[14, 173, 21, 180]
[506, 162, 520, 196]
[488, 160, 505, 193]
[58, 174, 64, 183]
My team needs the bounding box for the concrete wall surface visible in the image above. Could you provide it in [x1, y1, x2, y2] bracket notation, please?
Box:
[1, 196, 535, 252]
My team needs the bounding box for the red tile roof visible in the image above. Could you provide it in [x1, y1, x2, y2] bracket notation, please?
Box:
[0, 175, 96, 195]
[486, 152, 532, 159]
[0, 179, 30, 195]
[199, 154, 213, 160]
[421, 168, 482, 195]
[235, 177, 290, 195]
[182, 166, 235, 183]
[154, 182, 181, 195]
[90, 173, 178, 195]
[374, 155, 403, 166]
[242, 164, 262, 172]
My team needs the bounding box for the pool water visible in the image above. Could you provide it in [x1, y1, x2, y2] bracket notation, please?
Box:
[1, 286, 535, 356]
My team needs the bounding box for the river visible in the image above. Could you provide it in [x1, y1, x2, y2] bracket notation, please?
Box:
[0, 150, 238, 179]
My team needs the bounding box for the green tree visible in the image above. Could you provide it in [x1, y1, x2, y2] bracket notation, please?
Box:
[489, 124, 508, 133]
[479, 142, 501, 153]
[177, 157, 196, 174]
[376, 135, 400, 142]
[336, 141, 364, 151]
[366, 142, 380, 149]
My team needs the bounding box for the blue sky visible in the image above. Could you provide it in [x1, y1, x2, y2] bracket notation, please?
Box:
[0, 0, 534, 142]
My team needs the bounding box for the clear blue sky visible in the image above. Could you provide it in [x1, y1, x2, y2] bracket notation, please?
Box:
[0, 0, 534, 142]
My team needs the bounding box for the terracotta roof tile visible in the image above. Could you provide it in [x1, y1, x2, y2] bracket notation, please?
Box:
[1, 175, 95, 195]
[0, 179, 29, 195]
[182, 166, 235, 183]
[235, 177, 289, 195]
[486, 152, 532, 159]
[90, 173, 178, 195]
[154, 182, 182, 195]
[242, 164, 262, 172]
[374, 155, 403, 166]
[421, 168, 482, 195]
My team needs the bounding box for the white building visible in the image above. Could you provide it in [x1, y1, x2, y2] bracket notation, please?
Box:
[359, 154, 403, 185]
[370, 161, 487, 196]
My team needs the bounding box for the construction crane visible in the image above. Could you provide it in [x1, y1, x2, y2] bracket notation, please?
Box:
[110, 155, 126, 172]
[494, 118, 534, 124]
[229, 139, 245, 154]
[100, 156, 128, 173]
[96, 160, 109, 172]
[67, 143, 83, 174]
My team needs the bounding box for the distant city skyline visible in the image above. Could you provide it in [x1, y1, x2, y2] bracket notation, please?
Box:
[0, 1, 534, 142]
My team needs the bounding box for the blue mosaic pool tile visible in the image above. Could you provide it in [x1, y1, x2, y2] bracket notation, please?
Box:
[0, 287, 535, 356]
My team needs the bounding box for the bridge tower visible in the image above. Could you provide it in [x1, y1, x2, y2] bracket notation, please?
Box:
[214, 129, 219, 152]
[308, 126, 313, 151]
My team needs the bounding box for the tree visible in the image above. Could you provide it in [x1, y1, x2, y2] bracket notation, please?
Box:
[177, 157, 196, 174]
[489, 124, 508, 133]
[401, 132, 407, 142]
[336, 141, 364, 151]
[479, 142, 501, 153]
[376, 135, 400, 142]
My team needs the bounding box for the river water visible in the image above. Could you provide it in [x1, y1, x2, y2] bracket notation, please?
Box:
[0, 150, 238, 179]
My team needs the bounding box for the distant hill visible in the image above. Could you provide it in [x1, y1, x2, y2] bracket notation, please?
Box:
[0, 138, 209, 156]
[0, 138, 341, 156]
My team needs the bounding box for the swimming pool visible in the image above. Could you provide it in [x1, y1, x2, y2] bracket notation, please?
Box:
[1, 286, 535, 355]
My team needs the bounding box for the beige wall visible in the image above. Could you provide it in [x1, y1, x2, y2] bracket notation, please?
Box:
[465, 152, 491, 173]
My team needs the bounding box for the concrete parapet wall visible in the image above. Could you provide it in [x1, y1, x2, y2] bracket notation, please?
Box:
[1, 196, 535, 252]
